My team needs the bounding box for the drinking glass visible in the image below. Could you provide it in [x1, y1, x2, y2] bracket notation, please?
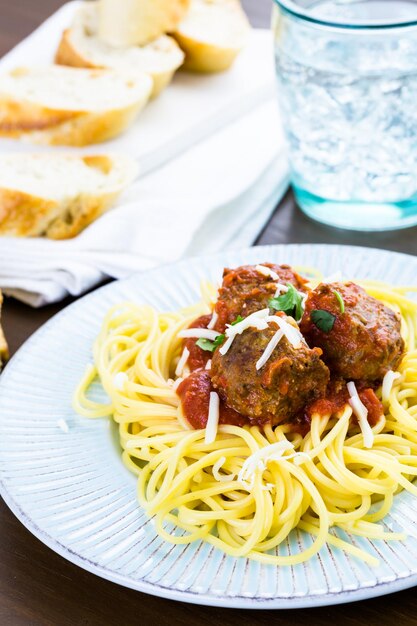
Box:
[272, 0, 417, 230]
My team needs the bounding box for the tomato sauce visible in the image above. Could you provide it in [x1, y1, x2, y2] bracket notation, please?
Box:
[177, 370, 246, 429]
[177, 354, 383, 433]
[305, 384, 382, 426]
[177, 369, 383, 432]
[358, 388, 383, 427]
[289, 414, 312, 437]
[183, 314, 212, 372]
[306, 390, 349, 419]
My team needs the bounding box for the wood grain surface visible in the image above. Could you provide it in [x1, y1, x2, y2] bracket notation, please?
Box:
[1, 1, 417, 624]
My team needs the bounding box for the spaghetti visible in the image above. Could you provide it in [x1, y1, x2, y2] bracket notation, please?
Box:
[74, 271, 417, 566]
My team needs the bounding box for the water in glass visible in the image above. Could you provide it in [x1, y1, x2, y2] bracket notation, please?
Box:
[274, 0, 417, 230]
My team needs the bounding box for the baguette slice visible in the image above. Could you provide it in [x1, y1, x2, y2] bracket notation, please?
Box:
[0, 153, 138, 239]
[98, 0, 190, 47]
[0, 291, 9, 369]
[173, 0, 250, 72]
[0, 66, 153, 146]
[56, 4, 184, 98]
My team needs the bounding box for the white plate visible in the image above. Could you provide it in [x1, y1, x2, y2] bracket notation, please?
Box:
[2, 244, 417, 608]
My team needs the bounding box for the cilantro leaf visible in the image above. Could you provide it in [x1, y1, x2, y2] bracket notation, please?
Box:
[196, 334, 225, 353]
[269, 284, 304, 322]
[311, 309, 336, 333]
[196, 316, 242, 353]
[195, 338, 214, 352]
[333, 290, 345, 314]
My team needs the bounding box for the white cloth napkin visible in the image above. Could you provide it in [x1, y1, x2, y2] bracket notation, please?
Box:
[0, 98, 288, 306]
[0, 22, 289, 307]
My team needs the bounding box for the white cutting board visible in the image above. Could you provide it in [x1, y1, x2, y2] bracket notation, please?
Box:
[0, 1, 276, 174]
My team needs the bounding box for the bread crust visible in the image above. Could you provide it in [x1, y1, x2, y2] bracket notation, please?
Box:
[45, 190, 120, 240]
[0, 186, 118, 239]
[0, 155, 137, 239]
[151, 69, 178, 98]
[173, 0, 250, 73]
[173, 32, 242, 73]
[0, 66, 152, 146]
[55, 28, 99, 70]
[0, 188, 59, 237]
[0, 98, 145, 146]
[0, 97, 81, 133]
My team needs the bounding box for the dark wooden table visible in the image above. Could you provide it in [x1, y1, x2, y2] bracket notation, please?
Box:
[1, 1, 417, 625]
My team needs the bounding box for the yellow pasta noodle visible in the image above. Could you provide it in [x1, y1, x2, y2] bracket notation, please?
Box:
[73, 273, 417, 567]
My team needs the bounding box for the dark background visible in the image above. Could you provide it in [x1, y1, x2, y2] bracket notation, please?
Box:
[1, 1, 417, 624]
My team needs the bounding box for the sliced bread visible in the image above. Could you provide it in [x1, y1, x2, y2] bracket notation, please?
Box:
[55, 4, 184, 98]
[173, 0, 250, 73]
[98, 0, 190, 47]
[0, 65, 153, 146]
[0, 292, 8, 369]
[0, 153, 138, 239]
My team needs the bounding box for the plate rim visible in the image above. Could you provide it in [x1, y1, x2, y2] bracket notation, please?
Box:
[2, 242, 417, 609]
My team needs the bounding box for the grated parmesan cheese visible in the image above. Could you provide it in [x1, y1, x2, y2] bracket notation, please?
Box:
[382, 370, 401, 403]
[346, 381, 357, 397]
[347, 381, 374, 448]
[238, 441, 295, 484]
[255, 264, 280, 281]
[261, 482, 275, 491]
[266, 316, 304, 349]
[256, 329, 284, 370]
[178, 328, 221, 341]
[212, 456, 235, 482]
[113, 372, 128, 390]
[274, 283, 289, 297]
[219, 308, 270, 355]
[57, 418, 69, 433]
[219, 309, 304, 358]
[218, 335, 234, 356]
[175, 347, 190, 377]
[172, 377, 183, 391]
[207, 311, 218, 330]
[205, 391, 220, 444]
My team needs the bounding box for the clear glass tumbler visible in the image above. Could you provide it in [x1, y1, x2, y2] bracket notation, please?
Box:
[272, 0, 417, 231]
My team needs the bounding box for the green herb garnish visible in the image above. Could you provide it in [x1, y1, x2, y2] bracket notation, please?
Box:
[333, 290, 345, 314]
[269, 284, 304, 322]
[196, 334, 225, 353]
[311, 309, 336, 333]
[196, 316, 243, 352]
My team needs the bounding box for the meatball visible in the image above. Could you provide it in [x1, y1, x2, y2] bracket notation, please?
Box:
[299, 282, 404, 382]
[210, 317, 329, 425]
[214, 263, 308, 332]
